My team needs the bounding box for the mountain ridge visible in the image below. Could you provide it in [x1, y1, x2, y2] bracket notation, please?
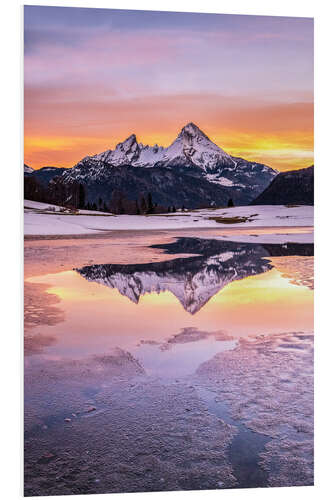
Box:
[54, 122, 278, 207]
[91, 123, 235, 171]
[27, 123, 310, 209]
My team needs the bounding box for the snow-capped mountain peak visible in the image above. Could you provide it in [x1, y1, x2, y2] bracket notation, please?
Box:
[59, 123, 278, 205]
[161, 122, 234, 171]
[117, 133, 137, 151]
[179, 122, 214, 143]
[93, 133, 142, 166]
[89, 123, 234, 171]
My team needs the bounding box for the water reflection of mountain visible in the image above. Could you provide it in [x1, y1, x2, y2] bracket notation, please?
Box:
[76, 238, 314, 315]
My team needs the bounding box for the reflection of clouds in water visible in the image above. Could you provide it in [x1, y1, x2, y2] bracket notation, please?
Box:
[139, 327, 230, 345]
[157, 327, 234, 351]
[136, 327, 238, 378]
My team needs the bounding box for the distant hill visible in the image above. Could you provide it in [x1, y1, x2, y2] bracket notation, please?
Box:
[28, 167, 67, 187]
[251, 165, 314, 205]
[24, 164, 34, 173]
[25, 166, 68, 187]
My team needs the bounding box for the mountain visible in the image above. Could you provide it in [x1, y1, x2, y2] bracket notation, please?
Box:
[76, 238, 314, 315]
[93, 123, 234, 171]
[24, 165, 69, 205]
[59, 164, 247, 209]
[56, 123, 278, 207]
[25, 166, 68, 187]
[24, 164, 34, 174]
[251, 165, 314, 205]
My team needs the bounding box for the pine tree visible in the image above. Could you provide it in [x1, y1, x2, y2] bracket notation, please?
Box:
[227, 198, 234, 207]
[79, 184, 85, 209]
[140, 194, 147, 214]
[110, 190, 125, 214]
[147, 192, 153, 213]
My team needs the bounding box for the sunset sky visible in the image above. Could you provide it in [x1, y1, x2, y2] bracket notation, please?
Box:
[24, 6, 313, 171]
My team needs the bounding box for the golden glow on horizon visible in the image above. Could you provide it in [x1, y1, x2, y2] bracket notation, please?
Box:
[24, 129, 313, 172]
[24, 93, 313, 171]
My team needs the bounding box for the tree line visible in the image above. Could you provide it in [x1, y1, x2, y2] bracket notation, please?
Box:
[24, 176, 179, 214]
[25, 175, 235, 213]
[24, 176, 86, 209]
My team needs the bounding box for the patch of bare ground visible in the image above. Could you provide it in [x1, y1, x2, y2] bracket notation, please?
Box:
[195, 331, 313, 487]
[207, 216, 254, 224]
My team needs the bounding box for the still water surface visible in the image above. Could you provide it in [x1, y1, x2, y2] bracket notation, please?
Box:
[26, 238, 313, 378]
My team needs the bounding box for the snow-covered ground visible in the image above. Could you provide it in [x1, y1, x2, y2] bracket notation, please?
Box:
[24, 199, 111, 215]
[212, 231, 314, 244]
[24, 199, 313, 243]
[24, 200, 65, 212]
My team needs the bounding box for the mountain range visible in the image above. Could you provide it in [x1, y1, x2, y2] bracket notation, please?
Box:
[25, 123, 278, 208]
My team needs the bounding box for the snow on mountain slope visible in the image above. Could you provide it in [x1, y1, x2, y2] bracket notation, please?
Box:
[156, 122, 235, 170]
[60, 123, 277, 198]
[31, 122, 280, 210]
[93, 135, 166, 168]
[91, 123, 234, 170]
[94, 134, 146, 166]
[24, 164, 34, 173]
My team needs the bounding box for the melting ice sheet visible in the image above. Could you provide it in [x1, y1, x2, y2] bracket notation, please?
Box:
[24, 236, 314, 494]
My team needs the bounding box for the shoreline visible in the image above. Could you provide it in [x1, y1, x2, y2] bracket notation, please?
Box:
[24, 225, 313, 241]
